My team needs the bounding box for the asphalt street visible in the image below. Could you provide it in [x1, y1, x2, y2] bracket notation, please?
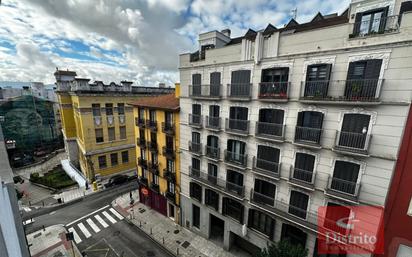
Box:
[23, 182, 174, 257]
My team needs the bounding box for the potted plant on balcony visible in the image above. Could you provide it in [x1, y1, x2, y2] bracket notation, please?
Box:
[349, 82, 362, 100]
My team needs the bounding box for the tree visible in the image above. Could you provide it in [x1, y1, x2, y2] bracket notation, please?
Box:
[257, 240, 308, 257]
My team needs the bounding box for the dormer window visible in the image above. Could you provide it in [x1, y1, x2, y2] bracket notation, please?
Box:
[352, 7, 390, 37]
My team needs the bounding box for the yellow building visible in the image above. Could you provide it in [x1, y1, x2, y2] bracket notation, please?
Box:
[54, 69, 174, 184]
[129, 90, 180, 222]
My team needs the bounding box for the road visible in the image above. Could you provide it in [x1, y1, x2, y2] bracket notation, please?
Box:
[24, 182, 174, 257]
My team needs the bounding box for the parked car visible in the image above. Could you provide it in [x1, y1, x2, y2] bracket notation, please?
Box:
[13, 175, 24, 184]
[104, 174, 129, 188]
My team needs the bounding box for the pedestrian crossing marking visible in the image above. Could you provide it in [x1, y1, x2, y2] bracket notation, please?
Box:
[68, 227, 82, 244]
[102, 211, 117, 224]
[95, 214, 109, 228]
[77, 222, 91, 238]
[109, 208, 124, 220]
[86, 218, 101, 233]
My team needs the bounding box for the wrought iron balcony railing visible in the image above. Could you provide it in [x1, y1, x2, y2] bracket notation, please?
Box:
[227, 83, 252, 100]
[188, 114, 203, 128]
[147, 141, 158, 152]
[145, 119, 157, 131]
[162, 146, 175, 159]
[288, 166, 315, 190]
[224, 150, 247, 167]
[163, 169, 176, 182]
[255, 122, 285, 141]
[294, 126, 322, 146]
[350, 15, 399, 38]
[189, 141, 202, 155]
[205, 145, 220, 160]
[135, 117, 145, 128]
[253, 157, 280, 178]
[333, 130, 371, 155]
[138, 158, 148, 168]
[258, 82, 290, 101]
[189, 84, 222, 99]
[326, 175, 361, 202]
[205, 116, 221, 130]
[225, 118, 249, 135]
[162, 122, 175, 135]
[137, 138, 147, 148]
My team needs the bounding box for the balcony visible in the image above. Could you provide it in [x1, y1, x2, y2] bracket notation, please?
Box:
[162, 122, 175, 135]
[225, 118, 249, 136]
[258, 82, 289, 102]
[205, 116, 221, 131]
[227, 83, 252, 100]
[189, 141, 202, 155]
[150, 183, 160, 192]
[205, 145, 220, 160]
[163, 169, 176, 182]
[189, 168, 245, 198]
[189, 51, 205, 62]
[138, 176, 148, 186]
[93, 116, 102, 127]
[135, 117, 146, 128]
[252, 157, 280, 179]
[250, 189, 275, 207]
[107, 115, 115, 126]
[333, 130, 371, 156]
[137, 138, 147, 148]
[148, 161, 159, 175]
[162, 146, 175, 159]
[138, 158, 148, 169]
[294, 126, 322, 148]
[288, 166, 315, 190]
[255, 122, 285, 142]
[166, 191, 176, 203]
[147, 141, 158, 152]
[188, 114, 203, 128]
[146, 120, 157, 132]
[350, 15, 399, 38]
[118, 114, 126, 125]
[325, 175, 361, 203]
[189, 84, 222, 99]
[299, 79, 383, 105]
[224, 150, 247, 168]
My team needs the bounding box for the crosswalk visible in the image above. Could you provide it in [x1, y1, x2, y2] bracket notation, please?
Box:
[66, 207, 124, 244]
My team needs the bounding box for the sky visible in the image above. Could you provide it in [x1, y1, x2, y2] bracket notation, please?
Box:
[0, 0, 350, 87]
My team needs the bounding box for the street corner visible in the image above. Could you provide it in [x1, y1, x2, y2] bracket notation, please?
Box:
[81, 238, 120, 257]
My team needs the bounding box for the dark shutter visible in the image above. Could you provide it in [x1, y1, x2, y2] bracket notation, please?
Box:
[295, 153, 315, 172]
[353, 12, 363, 35]
[379, 6, 389, 33]
[192, 74, 201, 85]
[341, 114, 370, 133]
[399, 1, 412, 24]
[192, 104, 201, 115]
[364, 59, 382, 80]
[332, 161, 360, 194]
[210, 72, 221, 85]
[231, 70, 251, 84]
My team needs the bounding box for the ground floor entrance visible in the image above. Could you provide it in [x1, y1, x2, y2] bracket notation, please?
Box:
[209, 214, 224, 241]
[229, 232, 261, 257]
[281, 223, 308, 248]
[138, 184, 167, 216]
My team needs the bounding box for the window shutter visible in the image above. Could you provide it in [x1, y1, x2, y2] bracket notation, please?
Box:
[324, 63, 332, 81]
[379, 6, 390, 32]
[305, 65, 315, 81]
[192, 74, 201, 85]
[297, 112, 303, 126]
[239, 205, 244, 224]
[364, 59, 382, 80]
[210, 72, 221, 85]
[399, 1, 412, 24]
[353, 12, 363, 35]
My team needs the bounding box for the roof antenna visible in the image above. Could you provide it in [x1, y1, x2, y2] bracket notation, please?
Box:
[291, 7, 297, 20]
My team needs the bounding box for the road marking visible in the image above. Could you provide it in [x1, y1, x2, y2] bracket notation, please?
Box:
[109, 208, 124, 220]
[95, 214, 109, 228]
[77, 222, 91, 238]
[102, 211, 117, 224]
[68, 227, 82, 244]
[66, 205, 110, 226]
[86, 218, 101, 233]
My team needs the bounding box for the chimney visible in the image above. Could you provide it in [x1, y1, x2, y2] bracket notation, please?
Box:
[221, 29, 231, 38]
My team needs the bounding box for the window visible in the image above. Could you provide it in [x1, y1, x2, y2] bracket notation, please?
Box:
[256, 145, 280, 173]
[105, 103, 113, 116]
[119, 126, 126, 140]
[331, 161, 360, 195]
[166, 159, 174, 172]
[289, 191, 309, 219]
[260, 68, 289, 98]
[206, 135, 219, 158]
[139, 129, 145, 140]
[207, 105, 220, 128]
[165, 111, 173, 125]
[192, 158, 201, 171]
[168, 182, 175, 194]
[210, 72, 221, 96]
[149, 110, 156, 122]
[110, 153, 118, 166]
[190, 182, 202, 202]
[142, 169, 149, 179]
[92, 104, 101, 116]
[191, 74, 201, 96]
[295, 111, 324, 144]
[254, 179, 276, 206]
[261, 67, 289, 83]
[338, 114, 371, 150]
[151, 132, 157, 143]
[121, 151, 129, 163]
[117, 103, 125, 115]
[191, 104, 202, 124]
[248, 209, 275, 238]
[95, 128, 104, 143]
[166, 136, 174, 150]
[226, 170, 244, 196]
[139, 108, 145, 119]
[230, 70, 251, 97]
[280, 224, 307, 248]
[226, 140, 246, 165]
[98, 155, 107, 169]
[345, 59, 382, 99]
[353, 7, 389, 36]
[153, 174, 159, 185]
[257, 109, 284, 137]
[304, 64, 332, 98]
[207, 163, 218, 184]
[222, 197, 244, 223]
[192, 204, 200, 228]
[205, 189, 219, 211]
[108, 127, 116, 141]
[294, 153, 315, 183]
[228, 107, 248, 131]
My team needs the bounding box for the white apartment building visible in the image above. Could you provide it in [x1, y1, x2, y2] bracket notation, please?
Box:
[178, 0, 412, 256]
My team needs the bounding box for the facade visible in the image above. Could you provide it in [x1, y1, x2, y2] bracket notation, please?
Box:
[178, 0, 412, 256]
[0, 126, 30, 257]
[54, 69, 174, 182]
[380, 104, 412, 257]
[129, 90, 181, 222]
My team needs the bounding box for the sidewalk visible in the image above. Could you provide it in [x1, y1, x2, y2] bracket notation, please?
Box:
[112, 190, 238, 257]
[27, 225, 82, 257]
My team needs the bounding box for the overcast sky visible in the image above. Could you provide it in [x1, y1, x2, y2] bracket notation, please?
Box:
[0, 0, 350, 86]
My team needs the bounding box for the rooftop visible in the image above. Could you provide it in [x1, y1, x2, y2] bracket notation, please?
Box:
[128, 93, 180, 111]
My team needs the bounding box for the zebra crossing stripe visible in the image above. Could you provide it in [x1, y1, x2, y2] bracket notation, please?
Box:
[86, 218, 100, 233]
[109, 208, 124, 220]
[95, 214, 109, 228]
[77, 222, 91, 238]
[102, 211, 117, 224]
[68, 227, 82, 244]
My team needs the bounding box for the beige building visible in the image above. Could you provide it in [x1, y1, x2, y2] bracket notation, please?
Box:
[178, 0, 412, 256]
